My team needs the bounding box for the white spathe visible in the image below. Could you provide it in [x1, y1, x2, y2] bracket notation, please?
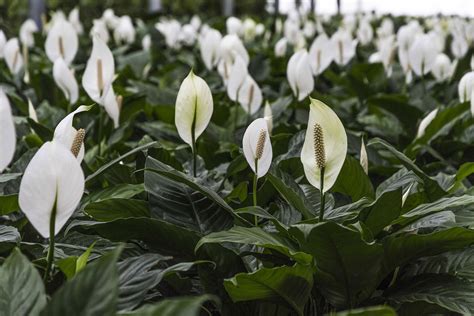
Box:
[242, 118, 272, 178]
[45, 19, 78, 64]
[114, 16, 136, 45]
[0, 90, 16, 173]
[82, 35, 115, 105]
[301, 98, 347, 193]
[238, 75, 263, 115]
[28, 99, 38, 123]
[19, 19, 38, 48]
[53, 105, 92, 163]
[19, 141, 85, 238]
[199, 28, 222, 70]
[0, 31, 6, 59]
[416, 108, 439, 139]
[68, 7, 84, 35]
[103, 86, 120, 129]
[458, 71, 474, 116]
[287, 50, 314, 101]
[263, 101, 273, 134]
[175, 71, 213, 148]
[431, 54, 456, 82]
[274, 38, 287, 57]
[408, 34, 438, 76]
[331, 29, 358, 66]
[4, 38, 23, 75]
[227, 56, 248, 102]
[53, 57, 79, 104]
[308, 33, 333, 76]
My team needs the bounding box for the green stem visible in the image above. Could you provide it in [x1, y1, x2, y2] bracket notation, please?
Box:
[319, 167, 325, 222]
[98, 109, 104, 156]
[43, 201, 57, 281]
[234, 102, 239, 130]
[253, 160, 258, 226]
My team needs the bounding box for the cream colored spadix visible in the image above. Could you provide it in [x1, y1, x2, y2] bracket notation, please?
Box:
[45, 19, 78, 64]
[243, 118, 272, 178]
[53, 57, 79, 104]
[0, 90, 16, 173]
[82, 35, 114, 105]
[175, 70, 213, 148]
[53, 105, 92, 163]
[301, 98, 347, 193]
[19, 140, 85, 238]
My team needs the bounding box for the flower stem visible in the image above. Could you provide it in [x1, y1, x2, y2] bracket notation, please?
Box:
[253, 160, 258, 226]
[319, 167, 325, 222]
[43, 201, 57, 281]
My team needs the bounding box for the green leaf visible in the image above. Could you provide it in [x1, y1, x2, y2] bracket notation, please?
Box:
[145, 157, 237, 234]
[383, 227, 474, 274]
[361, 188, 402, 236]
[196, 226, 312, 265]
[291, 222, 384, 308]
[82, 184, 144, 208]
[0, 194, 19, 215]
[0, 248, 46, 316]
[334, 305, 397, 316]
[41, 247, 122, 316]
[267, 168, 314, 220]
[121, 295, 217, 316]
[394, 195, 474, 228]
[402, 248, 474, 281]
[333, 155, 375, 201]
[84, 199, 149, 221]
[0, 225, 20, 252]
[224, 264, 313, 316]
[449, 162, 474, 192]
[70, 218, 200, 258]
[85, 141, 158, 183]
[27, 118, 53, 142]
[57, 243, 96, 280]
[387, 274, 474, 314]
[368, 137, 446, 201]
[117, 253, 171, 311]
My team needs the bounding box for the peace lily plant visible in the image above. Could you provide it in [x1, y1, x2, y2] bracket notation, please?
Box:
[301, 98, 347, 221]
[243, 117, 272, 223]
[175, 70, 213, 176]
[0, 90, 16, 173]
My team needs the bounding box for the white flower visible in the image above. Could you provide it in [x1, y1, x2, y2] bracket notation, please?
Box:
[102, 9, 119, 29]
[303, 21, 316, 38]
[331, 29, 357, 66]
[417, 108, 439, 139]
[53, 105, 92, 163]
[408, 34, 438, 76]
[243, 118, 272, 178]
[274, 38, 287, 57]
[243, 18, 257, 41]
[82, 35, 115, 105]
[451, 35, 469, 60]
[226, 17, 243, 36]
[19, 140, 85, 238]
[4, 38, 23, 75]
[199, 28, 222, 70]
[19, 19, 38, 47]
[190, 15, 201, 31]
[179, 24, 197, 46]
[28, 99, 38, 123]
[377, 18, 394, 38]
[263, 102, 273, 134]
[45, 19, 78, 64]
[0, 90, 16, 173]
[175, 70, 213, 148]
[218, 34, 249, 65]
[287, 50, 314, 101]
[0, 31, 6, 59]
[301, 98, 347, 193]
[431, 54, 456, 82]
[68, 7, 84, 35]
[237, 75, 263, 115]
[90, 19, 110, 43]
[156, 20, 181, 49]
[114, 16, 136, 45]
[458, 71, 474, 115]
[53, 57, 78, 105]
[103, 86, 120, 129]
[308, 33, 333, 76]
[357, 19, 373, 45]
[142, 34, 151, 51]
[227, 56, 248, 102]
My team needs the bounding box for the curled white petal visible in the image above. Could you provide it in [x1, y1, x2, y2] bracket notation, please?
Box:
[53, 57, 79, 104]
[19, 141, 84, 238]
[242, 118, 272, 178]
[175, 71, 214, 147]
[0, 90, 16, 172]
[301, 98, 347, 193]
[45, 19, 78, 64]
